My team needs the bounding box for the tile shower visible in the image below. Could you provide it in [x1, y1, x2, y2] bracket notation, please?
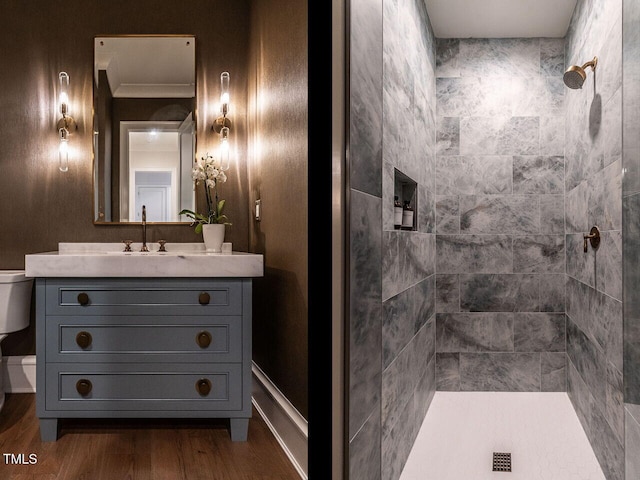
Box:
[347, 0, 632, 479]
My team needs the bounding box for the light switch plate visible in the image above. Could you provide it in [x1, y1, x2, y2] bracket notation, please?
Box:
[255, 199, 261, 221]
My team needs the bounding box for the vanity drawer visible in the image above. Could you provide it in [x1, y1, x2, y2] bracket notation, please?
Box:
[44, 278, 243, 316]
[45, 315, 242, 363]
[45, 363, 244, 412]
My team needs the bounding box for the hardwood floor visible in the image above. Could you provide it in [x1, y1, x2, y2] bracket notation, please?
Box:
[0, 394, 301, 480]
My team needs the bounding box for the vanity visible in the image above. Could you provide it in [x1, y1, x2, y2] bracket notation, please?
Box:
[25, 243, 263, 442]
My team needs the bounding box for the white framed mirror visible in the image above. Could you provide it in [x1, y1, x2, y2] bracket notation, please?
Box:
[93, 35, 196, 223]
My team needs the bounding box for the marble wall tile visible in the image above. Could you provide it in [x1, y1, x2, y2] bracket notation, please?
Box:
[459, 353, 540, 391]
[459, 274, 539, 312]
[566, 180, 590, 234]
[626, 408, 640, 480]
[436, 116, 459, 155]
[567, 356, 592, 438]
[625, 328, 640, 405]
[460, 195, 539, 234]
[590, 396, 624, 480]
[382, 388, 420, 480]
[436, 274, 459, 312]
[566, 273, 623, 373]
[566, 275, 594, 339]
[349, 0, 383, 197]
[605, 362, 625, 447]
[513, 235, 565, 273]
[416, 183, 435, 234]
[514, 313, 566, 352]
[540, 38, 565, 76]
[510, 77, 564, 117]
[595, 229, 622, 301]
[382, 321, 436, 479]
[458, 38, 540, 78]
[566, 232, 595, 288]
[436, 234, 513, 274]
[460, 116, 539, 156]
[436, 156, 512, 195]
[382, 336, 414, 438]
[414, 355, 437, 420]
[538, 274, 566, 312]
[539, 116, 565, 156]
[541, 352, 567, 391]
[436, 353, 460, 390]
[382, 277, 435, 368]
[382, 231, 435, 301]
[436, 312, 514, 353]
[350, 190, 382, 436]
[603, 88, 622, 169]
[436, 77, 478, 117]
[588, 160, 623, 232]
[567, 318, 608, 413]
[513, 156, 564, 194]
[349, 408, 382, 480]
[539, 195, 565, 234]
[435, 38, 459, 78]
[435, 195, 459, 234]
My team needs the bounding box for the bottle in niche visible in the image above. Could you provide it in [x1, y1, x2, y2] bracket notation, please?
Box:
[394, 196, 403, 229]
[402, 201, 414, 230]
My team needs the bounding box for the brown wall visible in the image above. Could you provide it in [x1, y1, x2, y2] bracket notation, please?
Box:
[0, 0, 251, 352]
[247, 0, 309, 419]
[0, 0, 309, 423]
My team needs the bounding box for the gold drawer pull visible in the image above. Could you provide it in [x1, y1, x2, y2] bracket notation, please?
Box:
[196, 378, 212, 396]
[196, 331, 212, 348]
[77, 293, 90, 306]
[199, 292, 211, 305]
[76, 379, 92, 396]
[76, 331, 93, 349]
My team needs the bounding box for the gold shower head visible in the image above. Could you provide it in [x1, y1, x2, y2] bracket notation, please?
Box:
[563, 56, 598, 89]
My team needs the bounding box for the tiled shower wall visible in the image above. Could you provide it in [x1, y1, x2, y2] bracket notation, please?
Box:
[380, 0, 436, 478]
[433, 38, 568, 392]
[565, 0, 624, 479]
[624, 0, 640, 477]
[347, 0, 437, 478]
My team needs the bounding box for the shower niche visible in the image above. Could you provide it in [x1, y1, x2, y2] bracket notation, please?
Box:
[393, 168, 417, 231]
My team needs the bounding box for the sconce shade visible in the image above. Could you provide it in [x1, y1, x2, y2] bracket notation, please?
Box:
[58, 128, 69, 172]
[56, 71, 77, 172]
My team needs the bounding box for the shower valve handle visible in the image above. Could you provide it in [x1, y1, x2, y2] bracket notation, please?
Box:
[583, 226, 601, 252]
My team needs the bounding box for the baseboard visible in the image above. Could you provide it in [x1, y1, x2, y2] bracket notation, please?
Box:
[2, 355, 36, 393]
[252, 362, 308, 479]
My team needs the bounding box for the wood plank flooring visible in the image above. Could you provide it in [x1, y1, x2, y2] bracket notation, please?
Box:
[0, 394, 301, 480]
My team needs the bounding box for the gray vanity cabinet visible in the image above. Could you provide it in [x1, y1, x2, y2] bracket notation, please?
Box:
[35, 277, 253, 442]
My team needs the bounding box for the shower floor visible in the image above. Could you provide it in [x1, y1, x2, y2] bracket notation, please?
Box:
[399, 392, 606, 480]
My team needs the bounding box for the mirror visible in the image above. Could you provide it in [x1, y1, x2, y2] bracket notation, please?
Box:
[93, 35, 196, 223]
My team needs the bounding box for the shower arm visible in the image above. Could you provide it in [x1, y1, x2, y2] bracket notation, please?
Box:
[581, 56, 598, 72]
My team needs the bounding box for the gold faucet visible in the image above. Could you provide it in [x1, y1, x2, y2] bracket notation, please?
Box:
[140, 205, 149, 252]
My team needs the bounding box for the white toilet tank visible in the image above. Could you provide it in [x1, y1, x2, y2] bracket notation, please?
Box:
[0, 270, 33, 334]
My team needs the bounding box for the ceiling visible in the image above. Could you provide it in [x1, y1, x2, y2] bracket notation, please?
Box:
[94, 36, 195, 98]
[424, 0, 578, 38]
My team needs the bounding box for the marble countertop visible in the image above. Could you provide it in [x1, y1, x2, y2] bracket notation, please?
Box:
[25, 243, 264, 278]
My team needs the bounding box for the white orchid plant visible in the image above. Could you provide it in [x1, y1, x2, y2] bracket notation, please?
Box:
[179, 153, 231, 234]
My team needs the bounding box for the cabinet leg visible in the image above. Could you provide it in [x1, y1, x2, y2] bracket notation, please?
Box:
[39, 418, 59, 442]
[229, 418, 249, 441]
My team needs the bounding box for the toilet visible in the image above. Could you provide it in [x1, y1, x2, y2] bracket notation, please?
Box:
[0, 271, 33, 411]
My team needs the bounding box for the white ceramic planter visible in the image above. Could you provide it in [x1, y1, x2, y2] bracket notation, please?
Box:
[202, 224, 226, 253]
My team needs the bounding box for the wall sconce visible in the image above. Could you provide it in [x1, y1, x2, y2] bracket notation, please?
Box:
[212, 71, 231, 170]
[56, 72, 77, 172]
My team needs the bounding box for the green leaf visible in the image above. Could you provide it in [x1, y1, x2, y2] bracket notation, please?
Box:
[217, 199, 226, 215]
[195, 223, 203, 234]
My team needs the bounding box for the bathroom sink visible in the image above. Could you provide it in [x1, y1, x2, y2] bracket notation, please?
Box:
[24, 243, 263, 278]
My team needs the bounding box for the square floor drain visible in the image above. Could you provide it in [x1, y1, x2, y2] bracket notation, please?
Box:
[492, 452, 512, 472]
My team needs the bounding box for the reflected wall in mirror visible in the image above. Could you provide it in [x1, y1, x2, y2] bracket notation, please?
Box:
[93, 35, 196, 223]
